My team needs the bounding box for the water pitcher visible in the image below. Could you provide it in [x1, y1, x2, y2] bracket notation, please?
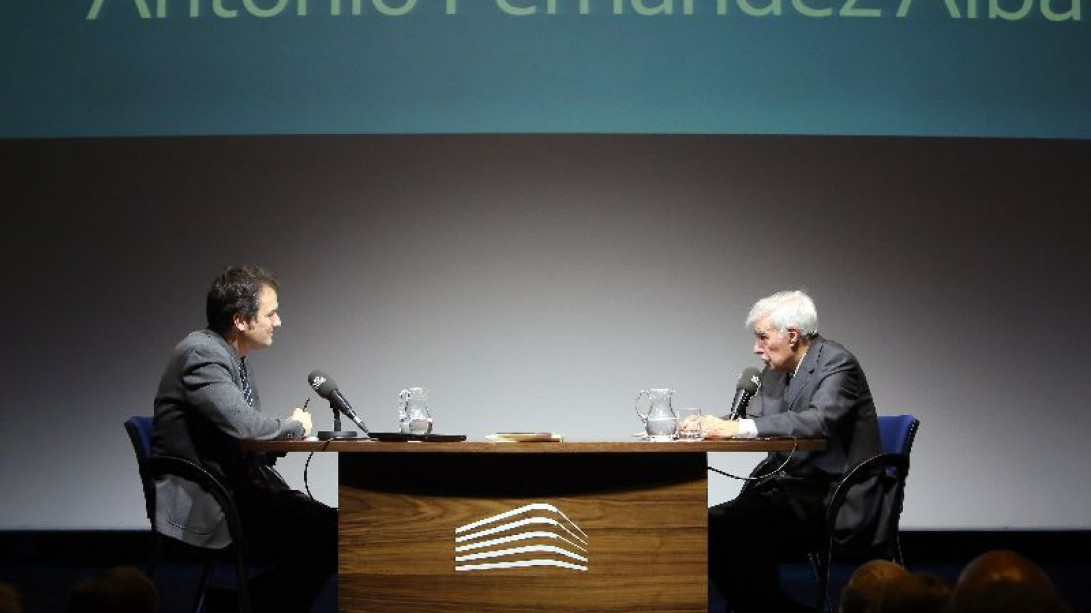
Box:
[635, 388, 677, 441]
[398, 387, 434, 435]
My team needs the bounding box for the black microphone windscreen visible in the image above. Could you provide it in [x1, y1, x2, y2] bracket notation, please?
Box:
[736, 367, 762, 393]
[307, 370, 339, 399]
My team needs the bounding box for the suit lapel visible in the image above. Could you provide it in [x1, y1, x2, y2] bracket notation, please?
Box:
[207, 329, 261, 411]
[760, 370, 789, 416]
[785, 337, 824, 411]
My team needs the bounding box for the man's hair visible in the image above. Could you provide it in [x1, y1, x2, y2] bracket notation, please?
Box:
[68, 566, 157, 613]
[838, 559, 908, 613]
[745, 290, 819, 337]
[206, 265, 279, 334]
[0, 581, 21, 613]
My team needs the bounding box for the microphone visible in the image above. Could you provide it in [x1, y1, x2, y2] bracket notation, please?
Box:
[307, 370, 369, 436]
[728, 367, 762, 420]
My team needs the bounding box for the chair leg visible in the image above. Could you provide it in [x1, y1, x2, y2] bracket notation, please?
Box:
[808, 551, 832, 613]
[148, 535, 162, 580]
[234, 549, 251, 613]
[193, 559, 214, 613]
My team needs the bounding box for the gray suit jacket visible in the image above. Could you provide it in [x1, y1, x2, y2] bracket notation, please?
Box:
[746, 335, 880, 479]
[152, 329, 303, 547]
[744, 335, 884, 548]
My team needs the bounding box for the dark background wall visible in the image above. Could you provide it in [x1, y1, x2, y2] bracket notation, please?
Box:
[1, 134, 1087, 530]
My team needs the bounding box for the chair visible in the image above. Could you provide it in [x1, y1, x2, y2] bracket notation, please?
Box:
[124, 416, 251, 613]
[810, 414, 920, 612]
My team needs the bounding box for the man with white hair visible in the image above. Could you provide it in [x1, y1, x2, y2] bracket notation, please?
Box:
[703, 290, 881, 613]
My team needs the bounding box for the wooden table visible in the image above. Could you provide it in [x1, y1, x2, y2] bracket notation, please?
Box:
[244, 438, 824, 613]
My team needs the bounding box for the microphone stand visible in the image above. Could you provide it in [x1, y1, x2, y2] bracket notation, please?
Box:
[317, 405, 359, 440]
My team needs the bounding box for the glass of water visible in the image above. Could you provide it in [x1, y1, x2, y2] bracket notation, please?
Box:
[675, 408, 703, 441]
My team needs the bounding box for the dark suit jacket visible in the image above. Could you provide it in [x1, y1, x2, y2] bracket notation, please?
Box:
[152, 329, 303, 547]
[746, 335, 880, 479]
[745, 335, 885, 548]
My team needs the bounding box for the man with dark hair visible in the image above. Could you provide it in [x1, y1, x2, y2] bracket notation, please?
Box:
[153, 265, 336, 613]
[204, 265, 282, 337]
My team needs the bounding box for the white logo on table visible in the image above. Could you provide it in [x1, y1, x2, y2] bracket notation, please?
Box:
[453, 503, 588, 572]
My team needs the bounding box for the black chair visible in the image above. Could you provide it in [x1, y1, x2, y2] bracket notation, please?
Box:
[124, 416, 251, 613]
[810, 414, 920, 612]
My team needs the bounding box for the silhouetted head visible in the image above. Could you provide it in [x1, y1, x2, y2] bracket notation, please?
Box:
[0, 582, 22, 613]
[838, 559, 908, 613]
[68, 566, 157, 613]
[948, 550, 1069, 613]
[880, 572, 952, 613]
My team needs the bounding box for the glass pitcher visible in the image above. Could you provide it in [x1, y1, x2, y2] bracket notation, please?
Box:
[635, 388, 677, 441]
[398, 387, 434, 435]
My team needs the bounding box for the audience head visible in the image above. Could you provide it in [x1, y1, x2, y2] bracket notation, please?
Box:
[68, 566, 157, 613]
[879, 572, 951, 613]
[0, 583, 22, 613]
[838, 559, 908, 613]
[948, 550, 1070, 613]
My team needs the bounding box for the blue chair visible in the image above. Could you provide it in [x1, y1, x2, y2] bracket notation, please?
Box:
[810, 414, 920, 612]
[124, 416, 251, 613]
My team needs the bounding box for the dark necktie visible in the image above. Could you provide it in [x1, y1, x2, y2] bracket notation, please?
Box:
[239, 358, 255, 408]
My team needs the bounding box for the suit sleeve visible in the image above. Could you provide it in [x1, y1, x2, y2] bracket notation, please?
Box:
[180, 344, 303, 441]
[754, 350, 863, 438]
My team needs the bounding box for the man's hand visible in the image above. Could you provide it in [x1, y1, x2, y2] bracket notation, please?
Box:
[289, 407, 313, 436]
[700, 415, 740, 439]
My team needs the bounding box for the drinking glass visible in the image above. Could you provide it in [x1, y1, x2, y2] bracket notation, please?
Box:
[675, 408, 703, 441]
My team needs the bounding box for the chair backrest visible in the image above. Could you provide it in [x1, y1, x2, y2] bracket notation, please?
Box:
[123, 417, 252, 611]
[877, 414, 919, 457]
[827, 414, 920, 556]
[814, 414, 921, 612]
[124, 416, 156, 524]
[123, 416, 241, 546]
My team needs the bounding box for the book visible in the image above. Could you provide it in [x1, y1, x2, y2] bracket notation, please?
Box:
[485, 432, 564, 443]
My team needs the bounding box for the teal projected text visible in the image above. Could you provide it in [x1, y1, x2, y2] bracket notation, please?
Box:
[85, 0, 1082, 20]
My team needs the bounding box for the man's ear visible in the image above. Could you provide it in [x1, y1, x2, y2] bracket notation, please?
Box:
[787, 328, 800, 347]
[232, 313, 249, 332]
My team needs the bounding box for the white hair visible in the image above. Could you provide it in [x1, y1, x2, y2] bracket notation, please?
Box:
[745, 290, 819, 338]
